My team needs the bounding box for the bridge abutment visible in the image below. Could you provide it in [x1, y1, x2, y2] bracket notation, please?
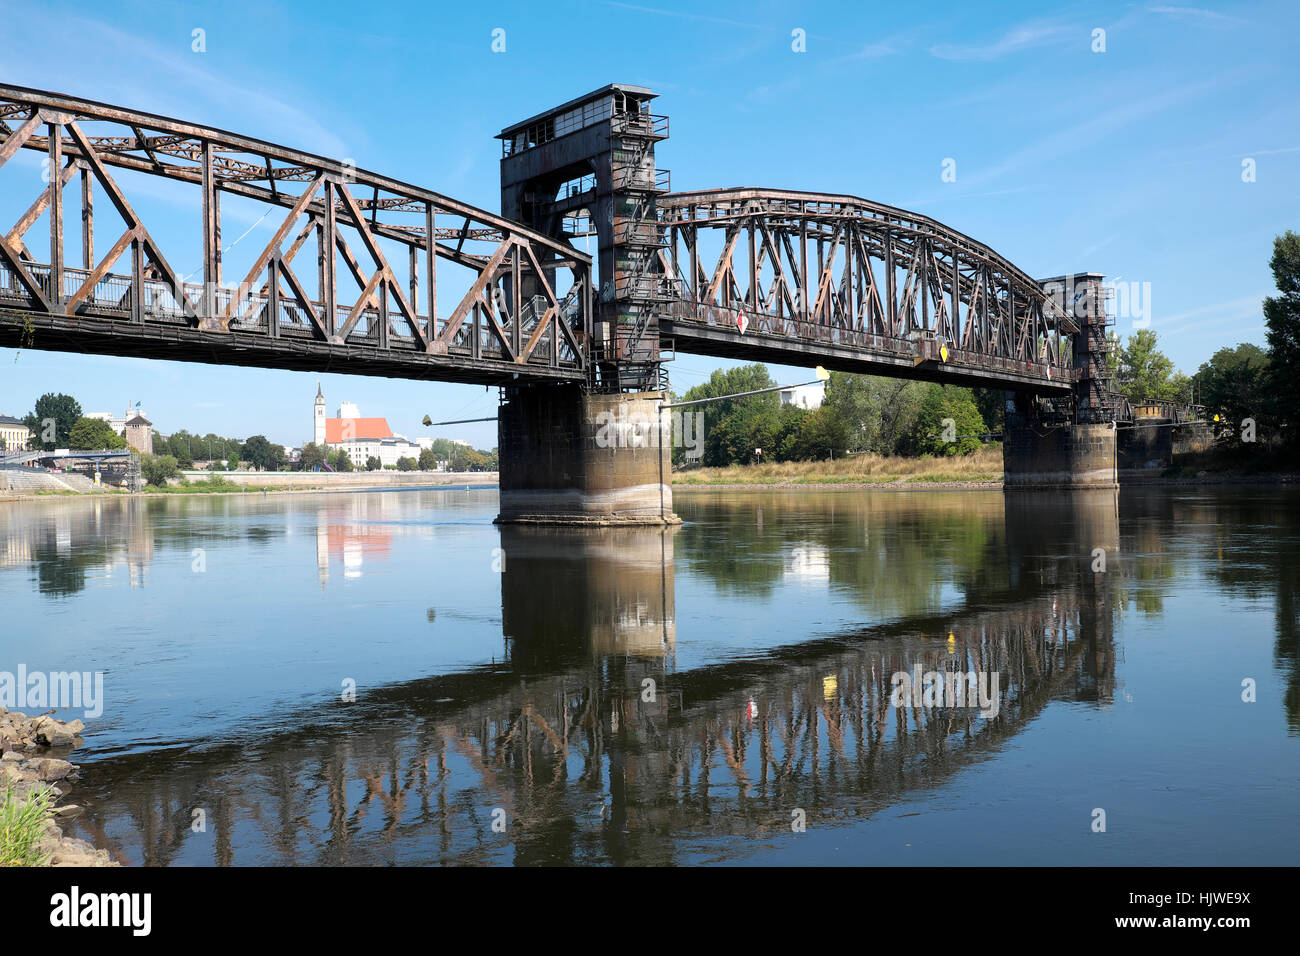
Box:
[496, 384, 680, 525]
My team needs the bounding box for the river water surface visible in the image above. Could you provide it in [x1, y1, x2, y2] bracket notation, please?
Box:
[1, 486, 1296, 865]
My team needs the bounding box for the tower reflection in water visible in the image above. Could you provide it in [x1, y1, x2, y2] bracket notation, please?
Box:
[63, 491, 1119, 866]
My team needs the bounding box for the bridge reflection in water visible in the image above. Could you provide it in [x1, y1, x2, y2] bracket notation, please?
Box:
[43, 490, 1126, 866]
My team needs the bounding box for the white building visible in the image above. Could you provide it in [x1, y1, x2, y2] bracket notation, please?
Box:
[88, 405, 148, 437]
[779, 384, 824, 410]
[312, 384, 422, 468]
[0, 415, 30, 452]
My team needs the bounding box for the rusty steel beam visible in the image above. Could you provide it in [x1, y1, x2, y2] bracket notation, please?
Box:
[0, 84, 593, 383]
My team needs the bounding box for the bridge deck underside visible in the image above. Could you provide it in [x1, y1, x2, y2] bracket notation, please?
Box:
[0, 307, 583, 386]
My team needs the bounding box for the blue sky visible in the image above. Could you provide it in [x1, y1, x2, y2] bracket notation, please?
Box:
[1, 0, 1296, 448]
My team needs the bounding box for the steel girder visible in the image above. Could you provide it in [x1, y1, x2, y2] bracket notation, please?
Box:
[657, 188, 1078, 393]
[0, 85, 592, 385]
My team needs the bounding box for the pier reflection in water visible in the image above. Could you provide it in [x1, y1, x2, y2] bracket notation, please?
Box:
[3, 486, 1297, 864]
[9, 490, 1112, 865]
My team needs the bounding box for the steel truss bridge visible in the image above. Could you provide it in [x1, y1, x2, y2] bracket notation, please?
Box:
[0, 447, 133, 467]
[0, 84, 1093, 403]
[654, 188, 1077, 393]
[0, 85, 591, 386]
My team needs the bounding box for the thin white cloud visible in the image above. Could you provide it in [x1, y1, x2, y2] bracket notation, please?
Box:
[929, 21, 1072, 61]
[901, 183, 1043, 208]
[1080, 234, 1120, 259]
[831, 41, 899, 62]
[966, 70, 1245, 186]
[1148, 6, 1249, 26]
[0, 6, 353, 159]
[603, 0, 864, 51]
[603, 1, 773, 31]
[1158, 293, 1268, 331]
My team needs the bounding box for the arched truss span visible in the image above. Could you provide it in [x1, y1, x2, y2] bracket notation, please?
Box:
[656, 188, 1077, 393]
[0, 85, 592, 385]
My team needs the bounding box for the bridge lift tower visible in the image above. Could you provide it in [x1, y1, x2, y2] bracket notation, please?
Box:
[1005, 273, 1121, 490]
[498, 84, 671, 393]
[494, 86, 678, 524]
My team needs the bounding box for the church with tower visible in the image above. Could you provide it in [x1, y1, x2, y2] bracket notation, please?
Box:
[312, 383, 422, 468]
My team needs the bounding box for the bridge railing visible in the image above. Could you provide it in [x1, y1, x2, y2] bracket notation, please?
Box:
[1102, 393, 1206, 425]
[609, 111, 669, 139]
[611, 166, 671, 193]
[613, 220, 666, 245]
[661, 297, 1074, 382]
[0, 253, 591, 373]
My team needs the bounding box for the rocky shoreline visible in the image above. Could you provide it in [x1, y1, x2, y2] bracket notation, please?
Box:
[0, 708, 115, 867]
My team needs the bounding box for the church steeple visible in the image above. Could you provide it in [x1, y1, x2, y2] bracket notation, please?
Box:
[313, 382, 326, 447]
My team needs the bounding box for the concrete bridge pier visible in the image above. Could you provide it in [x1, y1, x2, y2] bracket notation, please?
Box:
[495, 383, 680, 525]
[1118, 407, 1174, 476]
[1003, 411, 1118, 491]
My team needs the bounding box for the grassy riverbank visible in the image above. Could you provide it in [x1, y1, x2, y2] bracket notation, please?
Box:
[0, 784, 54, 867]
[143, 476, 300, 494]
[672, 445, 1003, 487]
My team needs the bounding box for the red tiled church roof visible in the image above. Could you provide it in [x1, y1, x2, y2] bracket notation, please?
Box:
[325, 418, 393, 443]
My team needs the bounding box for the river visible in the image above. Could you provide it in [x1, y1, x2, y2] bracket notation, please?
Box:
[0, 486, 1296, 865]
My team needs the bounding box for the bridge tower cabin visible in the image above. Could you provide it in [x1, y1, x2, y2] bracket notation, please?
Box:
[1003, 273, 1119, 490]
[494, 85, 678, 524]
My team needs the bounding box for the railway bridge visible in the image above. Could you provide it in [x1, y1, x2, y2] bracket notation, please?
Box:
[0, 82, 1139, 522]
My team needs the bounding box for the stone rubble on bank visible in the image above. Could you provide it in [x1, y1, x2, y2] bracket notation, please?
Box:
[0, 707, 116, 866]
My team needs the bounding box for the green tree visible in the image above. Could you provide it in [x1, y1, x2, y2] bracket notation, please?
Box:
[1115, 330, 1188, 404]
[1195, 343, 1270, 442]
[417, 447, 438, 470]
[711, 401, 781, 465]
[139, 453, 179, 487]
[781, 405, 850, 460]
[1264, 230, 1300, 438]
[163, 430, 192, 463]
[904, 384, 987, 457]
[971, 388, 1007, 433]
[24, 393, 82, 449]
[299, 442, 325, 471]
[240, 435, 282, 471]
[446, 443, 497, 471]
[366, 455, 382, 471]
[327, 449, 353, 472]
[68, 417, 126, 450]
[681, 364, 779, 466]
[396, 456, 418, 471]
[426, 437, 458, 459]
[201, 434, 225, 462]
[173, 440, 194, 470]
[773, 403, 809, 460]
[822, 372, 929, 455]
